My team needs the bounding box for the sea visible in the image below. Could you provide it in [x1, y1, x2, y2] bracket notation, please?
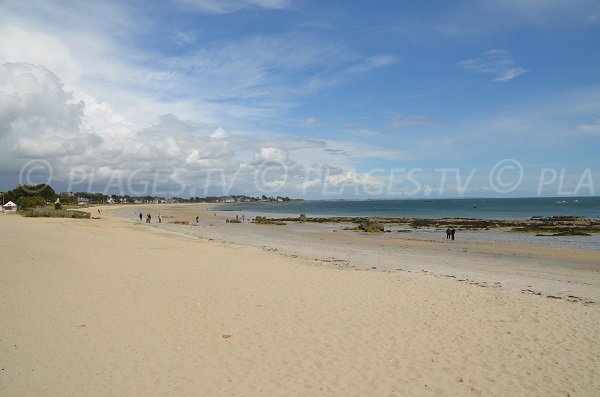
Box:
[216, 197, 600, 220]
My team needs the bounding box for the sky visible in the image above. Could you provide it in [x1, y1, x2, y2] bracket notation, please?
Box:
[1, 0, 599, 198]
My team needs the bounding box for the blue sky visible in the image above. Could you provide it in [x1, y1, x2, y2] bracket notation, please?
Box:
[1, 0, 599, 198]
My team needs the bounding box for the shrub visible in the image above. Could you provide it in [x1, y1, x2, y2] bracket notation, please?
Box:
[16, 195, 46, 209]
[22, 209, 90, 218]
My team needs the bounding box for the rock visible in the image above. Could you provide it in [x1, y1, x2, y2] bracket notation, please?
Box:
[359, 217, 385, 232]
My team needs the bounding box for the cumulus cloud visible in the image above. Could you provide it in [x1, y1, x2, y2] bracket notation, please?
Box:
[0, 61, 379, 197]
[0, 26, 83, 86]
[458, 49, 527, 82]
[0, 62, 86, 153]
[251, 147, 289, 164]
[210, 127, 228, 139]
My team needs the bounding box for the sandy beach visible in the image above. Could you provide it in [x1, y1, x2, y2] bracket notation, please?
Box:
[1, 207, 599, 396]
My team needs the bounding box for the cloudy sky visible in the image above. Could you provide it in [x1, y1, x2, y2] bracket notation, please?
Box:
[1, 0, 599, 198]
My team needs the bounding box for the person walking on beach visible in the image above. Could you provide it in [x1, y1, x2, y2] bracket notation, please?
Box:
[139, 212, 143, 222]
[146, 213, 151, 223]
[196, 216, 199, 223]
[450, 228, 456, 241]
[446, 228, 451, 239]
[158, 214, 162, 223]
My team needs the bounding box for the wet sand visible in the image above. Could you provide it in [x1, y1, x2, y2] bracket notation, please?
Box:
[114, 204, 600, 303]
[1, 207, 599, 396]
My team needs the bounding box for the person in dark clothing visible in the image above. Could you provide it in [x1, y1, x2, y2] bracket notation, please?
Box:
[146, 214, 151, 223]
[446, 228, 451, 239]
[450, 228, 456, 240]
[139, 212, 143, 222]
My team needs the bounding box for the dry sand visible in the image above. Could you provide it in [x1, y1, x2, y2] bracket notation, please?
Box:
[1, 211, 599, 396]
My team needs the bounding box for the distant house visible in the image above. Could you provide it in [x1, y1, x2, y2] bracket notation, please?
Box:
[77, 197, 90, 206]
[2, 201, 17, 212]
[106, 198, 116, 204]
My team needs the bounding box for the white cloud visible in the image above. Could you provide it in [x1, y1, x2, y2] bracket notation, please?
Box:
[458, 49, 527, 82]
[307, 54, 397, 91]
[390, 113, 436, 129]
[210, 127, 228, 139]
[0, 61, 372, 196]
[493, 67, 527, 82]
[576, 122, 600, 135]
[251, 147, 289, 164]
[178, 0, 293, 14]
[304, 117, 317, 127]
[0, 62, 85, 149]
[430, 0, 600, 37]
[587, 12, 600, 24]
[0, 26, 82, 86]
[174, 31, 196, 46]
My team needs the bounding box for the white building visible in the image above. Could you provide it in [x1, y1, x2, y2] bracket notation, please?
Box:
[2, 201, 17, 212]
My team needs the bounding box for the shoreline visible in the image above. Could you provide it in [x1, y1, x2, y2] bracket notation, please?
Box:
[208, 196, 600, 221]
[104, 203, 600, 303]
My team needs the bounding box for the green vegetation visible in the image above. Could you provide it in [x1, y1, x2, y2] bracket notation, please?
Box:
[535, 231, 592, 237]
[21, 208, 90, 219]
[512, 227, 599, 235]
[254, 216, 286, 225]
[270, 215, 600, 235]
[16, 195, 47, 209]
[5, 184, 56, 204]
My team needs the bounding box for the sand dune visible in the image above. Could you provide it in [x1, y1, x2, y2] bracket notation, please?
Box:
[1, 212, 599, 396]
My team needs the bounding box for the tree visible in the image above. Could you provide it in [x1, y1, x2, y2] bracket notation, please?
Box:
[7, 184, 56, 202]
[16, 195, 46, 209]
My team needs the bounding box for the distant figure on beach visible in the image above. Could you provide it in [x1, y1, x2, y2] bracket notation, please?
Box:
[450, 228, 456, 240]
[98, 209, 101, 215]
[242, 214, 245, 223]
[146, 214, 151, 223]
[446, 228, 451, 239]
[236, 214, 239, 222]
[158, 214, 162, 223]
[139, 212, 143, 222]
[196, 216, 199, 223]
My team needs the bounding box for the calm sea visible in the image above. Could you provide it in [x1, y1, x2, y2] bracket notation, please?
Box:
[217, 197, 600, 220]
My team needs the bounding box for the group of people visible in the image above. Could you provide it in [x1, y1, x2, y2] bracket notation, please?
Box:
[139, 212, 161, 224]
[445, 227, 456, 240]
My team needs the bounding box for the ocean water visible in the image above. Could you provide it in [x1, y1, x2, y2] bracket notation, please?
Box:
[216, 197, 600, 220]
